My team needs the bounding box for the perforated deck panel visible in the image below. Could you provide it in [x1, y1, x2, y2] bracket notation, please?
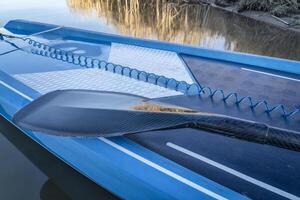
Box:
[12, 41, 198, 98]
[14, 68, 181, 98]
[108, 43, 195, 84]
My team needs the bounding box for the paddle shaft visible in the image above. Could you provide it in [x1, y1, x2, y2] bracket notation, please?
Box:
[185, 114, 300, 151]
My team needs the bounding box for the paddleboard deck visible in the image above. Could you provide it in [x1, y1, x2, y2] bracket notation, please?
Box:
[1, 20, 300, 200]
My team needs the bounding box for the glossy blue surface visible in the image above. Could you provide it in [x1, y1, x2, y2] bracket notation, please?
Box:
[0, 19, 254, 199]
[0, 70, 248, 199]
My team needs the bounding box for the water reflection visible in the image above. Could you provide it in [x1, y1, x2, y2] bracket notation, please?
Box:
[40, 179, 71, 200]
[67, 0, 300, 61]
[0, 116, 118, 200]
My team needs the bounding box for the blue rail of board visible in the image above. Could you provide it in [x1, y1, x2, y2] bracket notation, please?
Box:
[2, 20, 300, 118]
[5, 19, 300, 75]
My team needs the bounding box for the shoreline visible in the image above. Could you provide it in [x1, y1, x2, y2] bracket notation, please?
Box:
[181, 0, 300, 33]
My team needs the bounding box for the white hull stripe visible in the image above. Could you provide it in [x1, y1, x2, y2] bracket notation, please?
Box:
[100, 137, 228, 200]
[167, 142, 300, 200]
[0, 80, 34, 101]
[241, 68, 300, 82]
[29, 26, 63, 36]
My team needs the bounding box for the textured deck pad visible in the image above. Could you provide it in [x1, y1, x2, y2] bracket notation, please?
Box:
[182, 54, 300, 110]
[109, 43, 195, 84]
[13, 69, 181, 98]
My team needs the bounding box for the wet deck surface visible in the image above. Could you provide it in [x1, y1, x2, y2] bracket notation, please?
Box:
[181, 54, 300, 110]
[129, 56, 300, 200]
[128, 127, 300, 200]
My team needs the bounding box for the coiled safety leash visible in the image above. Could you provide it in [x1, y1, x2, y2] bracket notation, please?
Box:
[1, 32, 299, 119]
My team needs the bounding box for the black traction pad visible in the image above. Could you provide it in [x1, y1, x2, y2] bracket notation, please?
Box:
[128, 57, 300, 199]
[181, 54, 300, 110]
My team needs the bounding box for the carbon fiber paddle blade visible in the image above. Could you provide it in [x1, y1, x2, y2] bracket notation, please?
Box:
[12, 90, 300, 151]
[12, 90, 193, 137]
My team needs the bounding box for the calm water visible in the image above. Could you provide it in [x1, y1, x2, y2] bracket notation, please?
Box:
[0, 0, 299, 199]
[0, 0, 300, 61]
[0, 117, 118, 200]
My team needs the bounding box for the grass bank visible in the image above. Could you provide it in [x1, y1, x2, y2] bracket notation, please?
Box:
[215, 0, 300, 16]
[185, 0, 300, 29]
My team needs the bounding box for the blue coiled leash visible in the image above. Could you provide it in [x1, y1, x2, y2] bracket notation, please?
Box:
[1, 32, 299, 119]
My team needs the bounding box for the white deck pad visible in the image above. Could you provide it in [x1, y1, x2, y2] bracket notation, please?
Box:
[108, 43, 195, 84]
[14, 68, 181, 98]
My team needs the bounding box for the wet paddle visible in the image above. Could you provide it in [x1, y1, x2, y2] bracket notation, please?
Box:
[13, 90, 300, 151]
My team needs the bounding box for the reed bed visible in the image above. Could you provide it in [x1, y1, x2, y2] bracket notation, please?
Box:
[67, 0, 300, 60]
[67, 0, 219, 45]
